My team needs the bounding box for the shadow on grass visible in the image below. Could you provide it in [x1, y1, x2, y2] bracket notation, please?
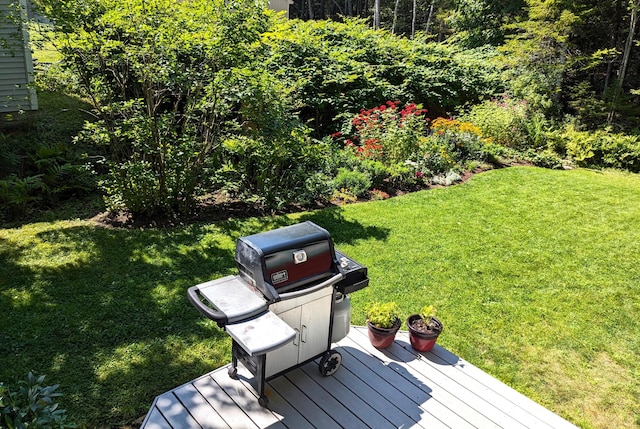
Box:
[0, 208, 389, 426]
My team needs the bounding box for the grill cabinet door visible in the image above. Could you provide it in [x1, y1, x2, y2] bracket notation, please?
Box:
[298, 292, 332, 362]
[265, 306, 301, 377]
[265, 286, 333, 377]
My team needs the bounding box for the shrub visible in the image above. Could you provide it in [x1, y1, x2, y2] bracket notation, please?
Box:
[412, 117, 486, 176]
[563, 126, 640, 172]
[262, 18, 502, 137]
[221, 130, 332, 210]
[342, 101, 430, 166]
[55, 0, 276, 217]
[0, 372, 76, 429]
[333, 168, 371, 198]
[331, 188, 358, 205]
[461, 94, 549, 150]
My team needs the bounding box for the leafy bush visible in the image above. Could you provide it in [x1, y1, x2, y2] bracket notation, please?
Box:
[263, 18, 503, 137]
[333, 168, 371, 198]
[412, 117, 486, 176]
[562, 126, 640, 172]
[221, 129, 332, 210]
[54, 0, 277, 217]
[0, 372, 76, 429]
[461, 94, 549, 150]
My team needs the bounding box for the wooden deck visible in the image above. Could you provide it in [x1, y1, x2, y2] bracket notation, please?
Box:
[141, 326, 577, 428]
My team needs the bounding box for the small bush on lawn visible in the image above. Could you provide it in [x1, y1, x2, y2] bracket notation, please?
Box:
[0, 372, 76, 429]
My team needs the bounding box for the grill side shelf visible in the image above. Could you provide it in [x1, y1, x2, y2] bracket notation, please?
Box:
[187, 275, 268, 326]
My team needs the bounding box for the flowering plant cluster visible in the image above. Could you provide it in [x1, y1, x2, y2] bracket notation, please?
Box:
[337, 101, 429, 165]
[411, 117, 487, 178]
[430, 117, 482, 136]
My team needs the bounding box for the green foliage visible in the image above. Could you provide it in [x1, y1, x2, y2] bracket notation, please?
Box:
[419, 304, 437, 321]
[412, 117, 486, 177]
[366, 301, 400, 329]
[562, 126, 640, 172]
[263, 18, 503, 136]
[221, 129, 331, 210]
[444, 0, 526, 47]
[0, 372, 76, 429]
[54, 0, 276, 216]
[0, 92, 96, 222]
[498, 1, 580, 117]
[331, 187, 358, 204]
[461, 95, 549, 151]
[333, 168, 372, 198]
[0, 174, 45, 220]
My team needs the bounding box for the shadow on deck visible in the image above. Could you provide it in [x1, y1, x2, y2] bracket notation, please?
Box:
[141, 326, 577, 429]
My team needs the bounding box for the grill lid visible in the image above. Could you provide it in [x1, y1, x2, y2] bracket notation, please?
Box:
[235, 221, 338, 300]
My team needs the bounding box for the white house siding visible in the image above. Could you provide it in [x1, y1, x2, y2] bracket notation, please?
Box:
[268, 0, 292, 18]
[0, 0, 37, 113]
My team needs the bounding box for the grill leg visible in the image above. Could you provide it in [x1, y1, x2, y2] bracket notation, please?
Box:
[230, 341, 269, 407]
[256, 354, 268, 407]
[229, 342, 239, 379]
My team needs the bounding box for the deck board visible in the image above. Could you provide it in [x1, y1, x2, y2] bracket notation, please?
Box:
[141, 326, 578, 429]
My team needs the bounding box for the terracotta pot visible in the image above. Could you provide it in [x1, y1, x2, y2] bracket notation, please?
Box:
[406, 314, 443, 352]
[367, 317, 401, 349]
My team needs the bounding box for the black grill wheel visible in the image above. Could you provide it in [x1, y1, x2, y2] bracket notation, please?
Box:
[319, 349, 342, 376]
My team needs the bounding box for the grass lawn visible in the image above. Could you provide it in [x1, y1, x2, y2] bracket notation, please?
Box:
[1, 166, 639, 428]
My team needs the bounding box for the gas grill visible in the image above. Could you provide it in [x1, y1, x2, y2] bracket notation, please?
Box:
[187, 221, 368, 407]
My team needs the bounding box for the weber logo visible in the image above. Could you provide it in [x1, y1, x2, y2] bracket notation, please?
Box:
[271, 270, 289, 285]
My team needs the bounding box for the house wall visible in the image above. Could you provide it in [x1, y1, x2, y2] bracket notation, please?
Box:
[268, 0, 292, 18]
[0, 0, 37, 113]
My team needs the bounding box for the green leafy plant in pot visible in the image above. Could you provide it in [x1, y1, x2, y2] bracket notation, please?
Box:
[366, 301, 401, 349]
[406, 305, 443, 352]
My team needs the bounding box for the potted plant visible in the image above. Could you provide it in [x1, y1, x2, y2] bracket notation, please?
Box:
[406, 305, 443, 352]
[366, 301, 401, 349]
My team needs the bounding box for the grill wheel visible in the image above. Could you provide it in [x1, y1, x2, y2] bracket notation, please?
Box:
[319, 349, 342, 376]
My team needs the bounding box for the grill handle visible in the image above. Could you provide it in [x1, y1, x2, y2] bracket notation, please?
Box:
[277, 272, 344, 301]
[187, 286, 229, 326]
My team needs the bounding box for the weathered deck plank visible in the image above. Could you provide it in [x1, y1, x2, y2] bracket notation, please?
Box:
[141, 326, 578, 429]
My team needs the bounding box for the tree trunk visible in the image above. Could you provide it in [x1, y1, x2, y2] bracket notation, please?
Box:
[392, 0, 400, 34]
[374, 0, 380, 29]
[425, 2, 434, 34]
[307, 0, 315, 19]
[619, 2, 638, 86]
[608, 0, 638, 124]
[411, 0, 417, 38]
[604, 0, 623, 94]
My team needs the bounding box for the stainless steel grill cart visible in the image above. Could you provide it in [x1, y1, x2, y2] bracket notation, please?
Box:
[188, 221, 368, 407]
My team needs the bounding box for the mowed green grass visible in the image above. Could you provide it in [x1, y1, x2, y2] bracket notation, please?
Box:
[1, 167, 639, 428]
